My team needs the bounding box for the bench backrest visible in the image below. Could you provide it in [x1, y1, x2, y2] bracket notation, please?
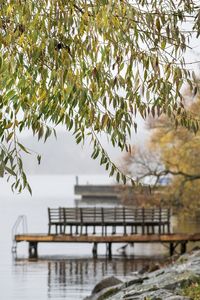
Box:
[48, 207, 64, 223]
[48, 207, 171, 224]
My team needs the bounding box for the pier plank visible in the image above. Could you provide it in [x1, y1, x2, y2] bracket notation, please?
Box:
[15, 233, 200, 258]
[15, 233, 200, 243]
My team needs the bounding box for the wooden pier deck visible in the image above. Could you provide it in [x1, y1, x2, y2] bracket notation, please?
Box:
[15, 233, 200, 259]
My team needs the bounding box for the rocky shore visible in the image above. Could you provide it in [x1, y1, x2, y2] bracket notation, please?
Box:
[85, 249, 200, 300]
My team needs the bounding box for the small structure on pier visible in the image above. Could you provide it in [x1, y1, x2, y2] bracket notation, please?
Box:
[74, 184, 123, 202]
[74, 181, 139, 205]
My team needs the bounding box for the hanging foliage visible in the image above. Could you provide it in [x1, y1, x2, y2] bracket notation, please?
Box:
[0, 0, 200, 192]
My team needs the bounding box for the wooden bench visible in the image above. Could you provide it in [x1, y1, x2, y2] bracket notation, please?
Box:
[48, 207, 171, 235]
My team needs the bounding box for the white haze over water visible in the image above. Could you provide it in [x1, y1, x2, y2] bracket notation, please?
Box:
[0, 174, 170, 300]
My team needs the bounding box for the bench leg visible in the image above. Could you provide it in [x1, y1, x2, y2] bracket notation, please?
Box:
[158, 224, 161, 235]
[123, 225, 127, 235]
[168, 223, 170, 234]
[131, 226, 134, 234]
[105, 226, 107, 236]
[147, 226, 149, 235]
[80, 225, 83, 235]
[142, 225, 145, 235]
[112, 226, 116, 235]
[135, 226, 138, 234]
[152, 226, 154, 234]
[102, 226, 104, 236]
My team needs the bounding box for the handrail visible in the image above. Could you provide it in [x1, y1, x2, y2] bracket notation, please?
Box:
[11, 215, 28, 253]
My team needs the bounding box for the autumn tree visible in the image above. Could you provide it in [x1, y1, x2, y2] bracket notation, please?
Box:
[122, 91, 200, 215]
[1, 0, 200, 192]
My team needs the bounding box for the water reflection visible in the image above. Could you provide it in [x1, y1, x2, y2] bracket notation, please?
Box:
[13, 256, 164, 299]
[47, 258, 137, 285]
[46, 257, 163, 299]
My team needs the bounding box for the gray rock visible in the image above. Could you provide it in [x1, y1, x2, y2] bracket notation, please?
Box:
[122, 277, 144, 288]
[161, 271, 199, 291]
[84, 284, 122, 300]
[87, 250, 200, 300]
[123, 288, 175, 300]
[92, 276, 123, 294]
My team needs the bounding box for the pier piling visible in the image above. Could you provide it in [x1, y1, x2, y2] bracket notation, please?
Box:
[180, 241, 187, 254]
[29, 242, 38, 259]
[107, 242, 112, 259]
[92, 242, 98, 258]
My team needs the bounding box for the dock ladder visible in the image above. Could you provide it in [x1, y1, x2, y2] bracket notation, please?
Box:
[11, 215, 28, 253]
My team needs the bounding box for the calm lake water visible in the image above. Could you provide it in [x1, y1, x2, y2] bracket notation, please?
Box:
[0, 175, 199, 300]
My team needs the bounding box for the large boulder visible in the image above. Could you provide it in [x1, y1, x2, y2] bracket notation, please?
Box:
[92, 276, 122, 294]
[84, 276, 123, 300]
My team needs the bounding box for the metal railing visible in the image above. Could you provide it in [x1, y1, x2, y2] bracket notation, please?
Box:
[11, 215, 28, 253]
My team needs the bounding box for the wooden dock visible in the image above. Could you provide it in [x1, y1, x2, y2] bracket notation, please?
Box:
[15, 233, 200, 259]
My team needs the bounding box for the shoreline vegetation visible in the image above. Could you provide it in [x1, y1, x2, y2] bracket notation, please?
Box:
[85, 248, 200, 300]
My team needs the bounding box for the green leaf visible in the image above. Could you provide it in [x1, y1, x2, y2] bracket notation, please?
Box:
[5, 166, 16, 176]
[18, 142, 30, 154]
[116, 172, 120, 183]
[0, 163, 4, 177]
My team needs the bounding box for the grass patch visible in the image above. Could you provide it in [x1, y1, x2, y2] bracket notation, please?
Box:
[182, 282, 200, 299]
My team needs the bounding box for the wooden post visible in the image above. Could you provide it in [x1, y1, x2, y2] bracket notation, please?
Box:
[75, 208, 79, 235]
[29, 242, 38, 259]
[152, 208, 155, 234]
[48, 208, 51, 235]
[59, 207, 63, 234]
[70, 225, 72, 235]
[112, 207, 116, 235]
[158, 207, 162, 235]
[107, 242, 112, 259]
[169, 242, 174, 256]
[180, 242, 187, 254]
[142, 207, 145, 235]
[92, 242, 98, 258]
[80, 208, 83, 235]
[123, 207, 127, 235]
[101, 208, 104, 236]
[134, 208, 138, 234]
[93, 207, 96, 235]
[167, 208, 171, 233]
[63, 208, 67, 234]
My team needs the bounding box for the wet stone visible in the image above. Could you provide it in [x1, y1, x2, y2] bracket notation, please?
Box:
[123, 289, 175, 300]
[87, 250, 200, 300]
[92, 276, 123, 294]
